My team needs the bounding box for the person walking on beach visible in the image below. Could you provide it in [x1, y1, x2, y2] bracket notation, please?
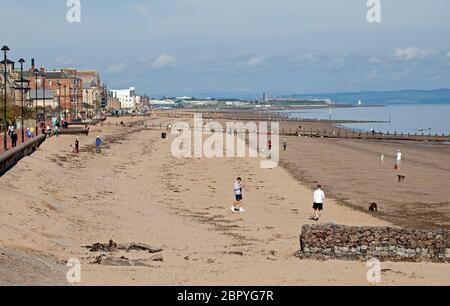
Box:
[283, 138, 288, 151]
[95, 136, 102, 153]
[312, 185, 325, 222]
[395, 150, 402, 170]
[232, 177, 245, 213]
[74, 138, 80, 154]
[381, 154, 385, 165]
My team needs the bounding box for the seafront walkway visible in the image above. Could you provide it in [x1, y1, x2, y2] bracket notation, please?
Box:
[0, 128, 36, 155]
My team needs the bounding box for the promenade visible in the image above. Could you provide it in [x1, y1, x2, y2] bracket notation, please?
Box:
[0, 128, 35, 155]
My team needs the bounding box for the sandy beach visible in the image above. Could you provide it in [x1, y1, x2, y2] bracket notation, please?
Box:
[0, 114, 449, 286]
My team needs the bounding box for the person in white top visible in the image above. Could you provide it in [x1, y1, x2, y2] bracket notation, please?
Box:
[396, 150, 402, 169]
[312, 185, 325, 221]
[232, 177, 245, 213]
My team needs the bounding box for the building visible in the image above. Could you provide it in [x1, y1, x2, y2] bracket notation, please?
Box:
[109, 87, 139, 109]
[78, 70, 104, 114]
[107, 96, 121, 110]
[28, 90, 56, 108]
[23, 66, 83, 120]
[0, 58, 26, 104]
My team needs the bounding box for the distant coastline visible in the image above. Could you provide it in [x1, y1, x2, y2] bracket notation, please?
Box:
[281, 88, 450, 105]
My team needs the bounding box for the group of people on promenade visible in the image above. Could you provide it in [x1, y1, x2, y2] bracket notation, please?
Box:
[2, 121, 20, 149]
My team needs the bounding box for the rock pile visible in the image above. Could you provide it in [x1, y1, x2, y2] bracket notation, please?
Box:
[83, 240, 164, 267]
[297, 224, 450, 263]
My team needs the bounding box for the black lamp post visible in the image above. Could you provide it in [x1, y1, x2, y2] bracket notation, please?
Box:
[63, 85, 67, 120]
[18, 58, 25, 143]
[57, 80, 61, 122]
[2, 45, 9, 151]
[33, 68, 39, 136]
[42, 73, 46, 127]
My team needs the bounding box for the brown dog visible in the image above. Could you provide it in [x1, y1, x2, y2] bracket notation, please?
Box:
[369, 203, 378, 212]
[397, 175, 406, 184]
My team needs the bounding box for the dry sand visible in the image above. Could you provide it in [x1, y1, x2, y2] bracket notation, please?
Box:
[0, 115, 449, 285]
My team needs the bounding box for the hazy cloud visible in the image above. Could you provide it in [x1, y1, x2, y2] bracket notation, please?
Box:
[130, 4, 152, 17]
[239, 55, 265, 67]
[394, 47, 436, 61]
[150, 54, 177, 69]
[54, 56, 73, 66]
[106, 63, 127, 74]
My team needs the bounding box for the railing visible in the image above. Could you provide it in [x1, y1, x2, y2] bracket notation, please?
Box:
[0, 134, 47, 176]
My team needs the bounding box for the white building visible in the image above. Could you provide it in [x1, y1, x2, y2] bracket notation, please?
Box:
[109, 87, 139, 109]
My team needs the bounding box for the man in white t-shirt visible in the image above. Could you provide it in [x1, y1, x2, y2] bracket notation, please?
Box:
[396, 150, 402, 169]
[232, 177, 245, 213]
[312, 185, 325, 221]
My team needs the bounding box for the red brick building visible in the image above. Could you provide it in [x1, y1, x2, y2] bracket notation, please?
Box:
[24, 66, 83, 120]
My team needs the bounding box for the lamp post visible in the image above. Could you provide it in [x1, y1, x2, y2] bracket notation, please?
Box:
[18, 58, 25, 143]
[33, 68, 39, 136]
[2, 45, 9, 151]
[63, 85, 67, 120]
[42, 73, 46, 128]
[57, 80, 61, 122]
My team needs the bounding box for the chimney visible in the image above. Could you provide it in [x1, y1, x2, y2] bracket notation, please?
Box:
[31, 58, 35, 71]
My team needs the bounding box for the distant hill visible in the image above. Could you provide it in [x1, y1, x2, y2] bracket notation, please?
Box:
[284, 89, 450, 105]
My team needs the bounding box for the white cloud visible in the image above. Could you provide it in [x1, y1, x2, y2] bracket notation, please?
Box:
[150, 54, 177, 69]
[105, 63, 127, 74]
[394, 47, 435, 61]
[447, 51, 450, 57]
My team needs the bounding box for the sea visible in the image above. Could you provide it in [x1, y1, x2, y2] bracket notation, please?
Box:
[280, 104, 450, 135]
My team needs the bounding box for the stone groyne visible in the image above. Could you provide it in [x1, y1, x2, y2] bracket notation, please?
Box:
[297, 224, 450, 263]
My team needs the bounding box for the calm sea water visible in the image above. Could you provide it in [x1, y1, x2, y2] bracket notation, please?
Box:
[281, 104, 450, 135]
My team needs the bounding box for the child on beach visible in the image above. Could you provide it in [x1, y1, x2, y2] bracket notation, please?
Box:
[75, 139, 80, 154]
[395, 150, 402, 169]
[283, 138, 288, 151]
[96, 136, 102, 153]
[312, 185, 325, 222]
[232, 177, 245, 213]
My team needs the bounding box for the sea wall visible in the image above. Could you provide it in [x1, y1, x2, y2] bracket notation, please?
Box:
[297, 224, 450, 263]
[0, 134, 46, 176]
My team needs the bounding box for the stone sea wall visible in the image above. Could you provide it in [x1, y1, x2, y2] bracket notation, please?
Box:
[297, 224, 450, 263]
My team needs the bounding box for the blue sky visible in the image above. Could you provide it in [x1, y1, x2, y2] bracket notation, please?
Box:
[1, 0, 450, 97]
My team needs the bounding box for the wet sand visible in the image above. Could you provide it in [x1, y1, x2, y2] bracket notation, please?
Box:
[0, 114, 449, 285]
[279, 135, 450, 229]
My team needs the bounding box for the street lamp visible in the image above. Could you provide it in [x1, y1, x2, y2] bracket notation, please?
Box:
[2, 45, 10, 151]
[63, 85, 67, 120]
[57, 80, 61, 122]
[33, 68, 39, 136]
[18, 58, 25, 143]
[42, 72, 46, 127]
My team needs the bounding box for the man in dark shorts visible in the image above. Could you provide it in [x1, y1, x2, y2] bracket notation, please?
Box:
[232, 177, 245, 213]
[312, 185, 325, 221]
